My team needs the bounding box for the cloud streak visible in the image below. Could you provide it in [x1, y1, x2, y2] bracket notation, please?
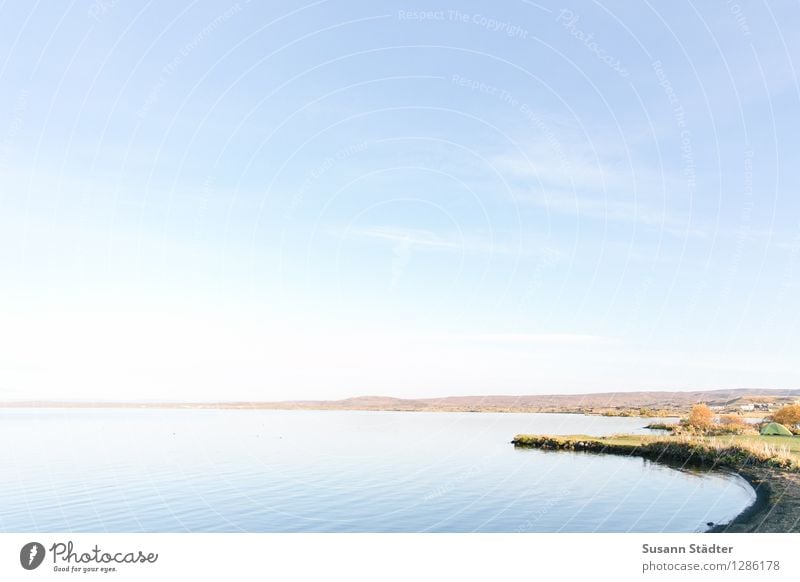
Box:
[336, 224, 564, 260]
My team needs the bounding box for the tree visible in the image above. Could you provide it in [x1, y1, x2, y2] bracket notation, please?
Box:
[686, 404, 714, 429]
[719, 414, 747, 427]
[772, 404, 800, 427]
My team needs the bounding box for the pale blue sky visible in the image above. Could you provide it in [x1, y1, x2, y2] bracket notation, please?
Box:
[1, 1, 799, 400]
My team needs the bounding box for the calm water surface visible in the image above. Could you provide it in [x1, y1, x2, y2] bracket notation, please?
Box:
[0, 409, 754, 532]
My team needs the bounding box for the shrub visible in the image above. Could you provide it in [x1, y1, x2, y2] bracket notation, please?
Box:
[772, 404, 800, 429]
[720, 414, 747, 426]
[686, 404, 714, 430]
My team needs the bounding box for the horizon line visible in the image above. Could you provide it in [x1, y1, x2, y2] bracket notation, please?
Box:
[1, 386, 799, 407]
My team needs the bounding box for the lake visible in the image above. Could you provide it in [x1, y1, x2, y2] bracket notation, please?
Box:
[0, 409, 755, 532]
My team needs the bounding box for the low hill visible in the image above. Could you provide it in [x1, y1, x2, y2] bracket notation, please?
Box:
[266, 389, 800, 413]
[3, 388, 799, 414]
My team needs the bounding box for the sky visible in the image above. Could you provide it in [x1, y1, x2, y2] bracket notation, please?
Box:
[1, 1, 799, 401]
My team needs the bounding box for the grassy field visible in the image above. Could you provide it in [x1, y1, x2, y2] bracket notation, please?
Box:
[588, 433, 800, 458]
[512, 433, 800, 470]
[625, 433, 800, 461]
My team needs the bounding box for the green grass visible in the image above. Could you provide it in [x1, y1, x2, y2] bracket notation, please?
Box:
[541, 433, 800, 458]
[512, 433, 800, 471]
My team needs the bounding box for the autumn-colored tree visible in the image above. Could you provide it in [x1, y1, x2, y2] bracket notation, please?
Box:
[686, 403, 714, 429]
[772, 404, 800, 427]
[719, 414, 747, 427]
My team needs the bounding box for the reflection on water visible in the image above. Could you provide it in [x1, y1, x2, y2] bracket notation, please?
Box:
[0, 409, 754, 532]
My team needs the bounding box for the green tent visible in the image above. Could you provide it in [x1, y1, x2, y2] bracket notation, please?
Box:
[760, 422, 793, 436]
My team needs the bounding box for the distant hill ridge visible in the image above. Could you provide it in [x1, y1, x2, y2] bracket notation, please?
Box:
[5, 388, 797, 411]
[275, 388, 800, 411]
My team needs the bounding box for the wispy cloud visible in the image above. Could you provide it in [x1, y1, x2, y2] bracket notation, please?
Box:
[336, 224, 563, 260]
[519, 187, 708, 238]
[492, 135, 707, 238]
[341, 225, 460, 250]
[494, 149, 617, 192]
[421, 332, 616, 345]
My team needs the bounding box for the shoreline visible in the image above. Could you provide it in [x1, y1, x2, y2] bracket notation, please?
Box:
[708, 466, 800, 532]
[512, 434, 800, 533]
[708, 468, 770, 532]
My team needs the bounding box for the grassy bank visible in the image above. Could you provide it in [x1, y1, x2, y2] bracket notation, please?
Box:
[512, 433, 800, 532]
[511, 433, 799, 471]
